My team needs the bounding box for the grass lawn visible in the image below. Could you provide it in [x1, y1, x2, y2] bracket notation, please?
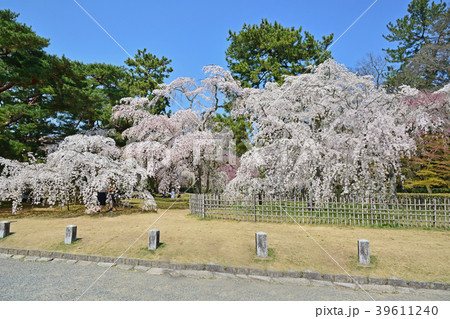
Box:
[0, 206, 449, 284]
[152, 194, 190, 210]
[0, 193, 190, 217]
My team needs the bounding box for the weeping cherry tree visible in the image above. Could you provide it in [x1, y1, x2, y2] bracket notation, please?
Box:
[226, 59, 446, 200]
[112, 65, 241, 194]
[0, 133, 157, 214]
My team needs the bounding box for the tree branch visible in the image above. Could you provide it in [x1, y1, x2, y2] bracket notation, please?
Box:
[2, 113, 26, 127]
[0, 82, 14, 93]
[73, 114, 84, 129]
[91, 74, 108, 87]
[0, 49, 11, 56]
[22, 93, 42, 105]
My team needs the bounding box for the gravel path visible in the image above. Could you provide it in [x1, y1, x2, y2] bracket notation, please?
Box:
[1, 257, 449, 301]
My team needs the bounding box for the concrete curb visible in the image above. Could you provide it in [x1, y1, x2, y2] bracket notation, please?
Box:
[0, 247, 448, 293]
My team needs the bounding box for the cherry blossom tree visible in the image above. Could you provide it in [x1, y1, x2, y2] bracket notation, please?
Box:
[226, 59, 422, 200]
[397, 84, 450, 135]
[0, 133, 156, 214]
[112, 65, 241, 193]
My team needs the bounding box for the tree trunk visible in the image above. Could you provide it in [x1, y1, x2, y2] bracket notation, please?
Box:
[195, 165, 202, 194]
[388, 164, 397, 197]
[205, 169, 210, 193]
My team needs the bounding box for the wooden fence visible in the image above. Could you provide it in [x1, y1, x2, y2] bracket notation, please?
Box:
[189, 194, 450, 230]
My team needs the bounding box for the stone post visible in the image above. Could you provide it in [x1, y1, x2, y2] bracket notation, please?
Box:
[65, 225, 77, 244]
[148, 229, 160, 250]
[358, 239, 370, 264]
[255, 232, 268, 258]
[0, 221, 11, 238]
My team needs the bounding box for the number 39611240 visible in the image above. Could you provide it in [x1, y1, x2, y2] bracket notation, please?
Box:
[376, 306, 438, 316]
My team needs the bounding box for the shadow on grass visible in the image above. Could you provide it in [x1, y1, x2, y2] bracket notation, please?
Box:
[87, 209, 157, 218]
[349, 255, 379, 271]
[0, 232, 15, 241]
[47, 238, 83, 252]
[186, 214, 213, 222]
[253, 248, 276, 263]
[0, 201, 158, 219]
[137, 243, 166, 257]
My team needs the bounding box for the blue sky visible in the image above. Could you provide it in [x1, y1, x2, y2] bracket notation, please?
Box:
[4, 0, 412, 84]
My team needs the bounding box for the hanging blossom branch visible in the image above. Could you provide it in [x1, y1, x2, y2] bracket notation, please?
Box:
[0, 134, 157, 214]
[226, 59, 449, 201]
[112, 65, 242, 194]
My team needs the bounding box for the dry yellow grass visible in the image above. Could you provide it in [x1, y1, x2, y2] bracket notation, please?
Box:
[1, 209, 449, 283]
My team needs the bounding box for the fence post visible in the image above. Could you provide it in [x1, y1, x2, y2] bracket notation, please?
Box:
[201, 194, 205, 219]
[189, 194, 192, 214]
[253, 195, 257, 222]
[447, 198, 449, 230]
[433, 198, 437, 229]
[279, 196, 283, 223]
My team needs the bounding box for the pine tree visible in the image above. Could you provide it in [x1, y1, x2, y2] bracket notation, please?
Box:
[383, 0, 449, 90]
[226, 19, 333, 89]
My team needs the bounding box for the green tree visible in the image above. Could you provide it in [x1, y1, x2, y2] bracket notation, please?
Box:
[0, 10, 129, 159]
[66, 62, 128, 130]
[224, 19, 333, 156]
[213, 102, 251, 157]
[383, 0, 449, 90]
[123, 48, 173, 114]
[0, 9, 70, 159]
[0, 10, 175, 160]
[403, 133, 450, 193]
[225, 19, 334, 89]
[0, 9, 50, 93]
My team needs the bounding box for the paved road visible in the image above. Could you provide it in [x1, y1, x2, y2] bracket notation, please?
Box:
[0, 258, 448, 301]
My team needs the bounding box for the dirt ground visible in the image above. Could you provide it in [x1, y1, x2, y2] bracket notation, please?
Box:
[0, 209, 449, 283]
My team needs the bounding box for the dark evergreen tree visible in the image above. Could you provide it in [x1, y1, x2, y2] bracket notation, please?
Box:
[226, 19, 334, 89]
[123, 48, 173, 114]
[383, 0, 449, 90]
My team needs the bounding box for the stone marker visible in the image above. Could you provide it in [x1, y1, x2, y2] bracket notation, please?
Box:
[0, 221, 11, 238]
[255, 232, 268, 258]
[358, 239, 370, 264]
[148, 229, 160, 250]
[65, 225, 77, 244]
